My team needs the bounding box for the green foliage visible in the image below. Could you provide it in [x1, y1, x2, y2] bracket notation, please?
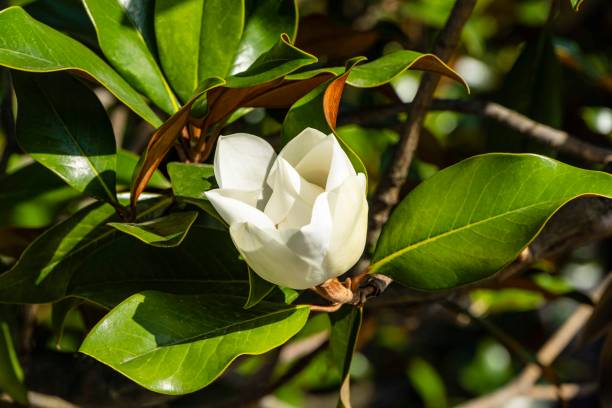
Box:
[0, 0, 610, 404]
[80, 291, 309, 394]
[82, 0, 179, 113]
[13, 71, 118, 204]
[372, 154, 612, 290]
[108, 211, 199, 248]
[0, 6, 161, 126]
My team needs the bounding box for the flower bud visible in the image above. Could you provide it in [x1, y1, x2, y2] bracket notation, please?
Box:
[206, 128, 368, 289]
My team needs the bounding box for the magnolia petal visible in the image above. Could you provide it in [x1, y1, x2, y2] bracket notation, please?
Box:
[265, 157, 324, 229]
[280, 192, 333, 267]
[325, 136, 356, 191]
[279, 127, 328, 168]
[214, 133, 276, 192]
[325, 173, 368, 274]
[230, 223, 327, 289]
[205, 189, 275, 229]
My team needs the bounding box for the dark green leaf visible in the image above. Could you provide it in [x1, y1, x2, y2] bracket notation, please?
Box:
[0, 197, 253, 308]
[82, 0, 179, 114]
[329, 306, 362, 408]
[244, 268, 276, 309]
[51, 297, 83, 348]
[407, 358, 447, 408]
[154, 0, 301, 101]
[80, 291, 310, 394]
[108, 211, 199, 248]
[371, 154, 612, 290]
[0, 307, 27, 405]
[224, 34, 316, 88]
[13, 71, 118, 203]
[0, 6, 161, 126]
[24, 0, 98, 47]
[0, 197, 171, 305]
[154, 0, 243, 101]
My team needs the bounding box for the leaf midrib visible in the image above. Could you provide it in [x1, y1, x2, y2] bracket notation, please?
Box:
[371, 199, 557, 271]
[36, 80, 117, 203]
[118, 302, 305, 365]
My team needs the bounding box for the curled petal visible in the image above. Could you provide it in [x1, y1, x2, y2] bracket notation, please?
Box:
[205, 189, 274, 229]
[279, 127, 327, 167]
[214, 133, 276, 192]
[265, 157, 323, 229]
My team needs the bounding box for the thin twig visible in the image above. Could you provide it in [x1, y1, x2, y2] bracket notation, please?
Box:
[340, 99, 612, 164]
[456, 275, 611, 408]
[367, 0, 477, 248]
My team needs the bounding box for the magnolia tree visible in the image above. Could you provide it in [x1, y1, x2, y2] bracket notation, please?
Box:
[0, 0, 611, 406]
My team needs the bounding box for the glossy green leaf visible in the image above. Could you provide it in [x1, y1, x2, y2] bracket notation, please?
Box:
[167, 162, 215, 200]
[244, 268, 276, 309]
[116, 149, 170, 190]
[0, 308, 27, 405]
[108, 211, 198, 247]
[155, 0, 300, 101]
[224, 34, 316, 88]
[346, 50, 467, 89]
[82, 0, 179, 114]
[0, 161, 81, 228]
[167, 162, 220, 222]
[13, 71, 117, 204]
[0, 198, 252, 307]
[329, 306, 362, 408]
[0, 197, 170, 304]
[80, 291, 310, 394]
[25, 0, 98, 47]
[0, 6, 161, 126]
[234, 0, 298, 73]
[371, 154, 612, 290]
[154, 0, 243, 101]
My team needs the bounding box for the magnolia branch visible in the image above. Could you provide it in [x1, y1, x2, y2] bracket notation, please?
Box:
[340, 99, 612, 165]
[367, 0, 478, 247]
[456, 275, 611, 408]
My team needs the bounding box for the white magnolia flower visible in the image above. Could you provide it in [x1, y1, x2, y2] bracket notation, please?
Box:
[205, 128, 368, 289]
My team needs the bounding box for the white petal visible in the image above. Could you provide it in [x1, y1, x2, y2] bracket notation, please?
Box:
[280, 192, 333, 268]
[205, 189, 274, 229]
[279, 127, 327, 167]
[214, 133, 276, 191]
[265, 157, 324, 229]
[292, 134, 356, 191]
[230, 223, 327, 289]
[325, 136, 356, 191]
[324, 173, 368, 275]
[294, 137, 334, 188]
